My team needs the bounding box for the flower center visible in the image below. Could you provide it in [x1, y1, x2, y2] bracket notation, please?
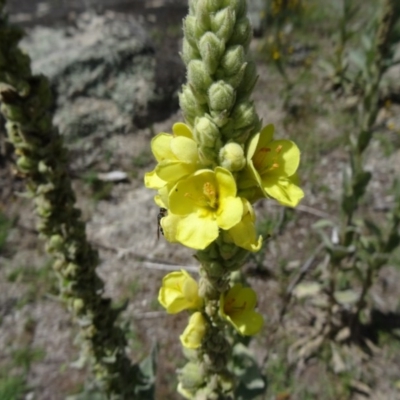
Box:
[202, 182, 218, 209]
[224, 297, 246, 316]
[253, 145, 282, 174]
[184, 181, 218, 211]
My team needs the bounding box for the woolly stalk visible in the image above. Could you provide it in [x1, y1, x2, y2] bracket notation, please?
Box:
[0, 3, 146, 398]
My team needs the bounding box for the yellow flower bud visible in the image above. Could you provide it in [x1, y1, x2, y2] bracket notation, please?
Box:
[180, 312, 207, 349]
[219, 142, 246, 172]
[158, 270, 203, 314]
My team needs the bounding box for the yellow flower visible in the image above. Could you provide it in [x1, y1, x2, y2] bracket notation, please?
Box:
[180, 312, 207, 349]
[161, 167, 243, 250]
[220, 284, 264, 336]
[238, 124, 304, 207]
[158, 270, 203, 314]
[227, 199, 263, 252]
[144, 123, 200, 190]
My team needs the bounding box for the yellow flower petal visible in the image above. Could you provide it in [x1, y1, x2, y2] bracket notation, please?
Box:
[173, 122, 194, 139]
[144, 170, 166, 190]
[180, 312, 207, 349]
[176, 213, 219, 250]
[215, 166, 237, 199]
[262, 175, 304, 207]
[169, 170, 216, 215]
[170, 136, 199, 163]
[156, 161, 197, 183]
[228, 200, 262, 252]
[158, 270, 203, 314]
[217, 197, 243, 230]
[151, 133, 174, 162]
[220, 284, 264, 336]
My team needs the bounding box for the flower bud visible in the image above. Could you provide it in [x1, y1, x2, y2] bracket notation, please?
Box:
[211, 7, 235, 42]
[180, 312, 207, 349]
[178, 362, 205, 391]
[199, 276, 218, 299]
[17, 155, 36, 172]
[237, 61, 258, 100]
[206, 0, 225, 12]
[224, 62, 247, 89]
[73, 298, 84, 313]
[207, 261, 225, 278]
[183, 16, 198, 46]
[182, 38, 201, 66]
[231, 100, 257, 130]
[224, 0, 247, 19]
[208, 81, 235, 112]
[219, 142, 246, 172]
[180, 85, 207, 125]
[47, 234, 64, 252]
[198, 32, 224, 74]
[228, 17, 252, 50]
[194, 116, 220, 148]
[187, 60, 212, 103]
[196, 0, 211, 32]
[220, 45, 245, 77]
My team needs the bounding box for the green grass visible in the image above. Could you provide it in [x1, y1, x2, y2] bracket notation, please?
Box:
[0, 376, 26, 400]
[0, 211, 11, 252]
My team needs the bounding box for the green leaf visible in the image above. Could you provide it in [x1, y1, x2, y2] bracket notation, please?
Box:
[334, 289, 359, 305]
[135, 343, 158, 399]
[232, 343, 267, 400]
[312, 219, 336, 230]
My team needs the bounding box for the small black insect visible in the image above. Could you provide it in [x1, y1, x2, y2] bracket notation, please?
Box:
[157, 207, 167, 239]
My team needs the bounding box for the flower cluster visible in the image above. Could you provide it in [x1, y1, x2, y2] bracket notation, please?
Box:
[145, 123, 303, 251]
[158, 270, 263, 349]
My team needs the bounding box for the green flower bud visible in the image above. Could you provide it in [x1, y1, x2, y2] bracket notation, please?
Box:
[179, 85, 206, 125]
[199, 276, 218, 299]
[231, 100, 257, 130]
[187, 60, 212, 103]
[178, 362, 205, 391]
[194, 116, 220, 148]
[206, 0, 225, 12]
[182, 38, 200, 65]
[228, 17, 252, 50]
[17, 155, 36, 172]
[53, 259, 65, 271]
[211, 7, 235, 42]
[212, 110, 230, 127]
[47, 234, 64, 252]
[183, 16, 198, 46]
[219, 142, 246, 171]
[220, 45, 245, 77]
[237, 60, 258, 100]
[224, 62, 247, 89]
[199, 32, 225, 75]
[224, 0, 247, 19]
[65, 262, 78, 278]
[207, 261, 225, 278]
[196, 0, 211, 32]
[73, 298, 85, 313]
[208, 81, 235, 112]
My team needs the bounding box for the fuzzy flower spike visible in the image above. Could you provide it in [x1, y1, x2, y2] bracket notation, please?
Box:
[144, 0, 304, 398]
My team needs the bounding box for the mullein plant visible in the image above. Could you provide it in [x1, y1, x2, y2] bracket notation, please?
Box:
[300, 0, 400, 362]
[145, 0, 304, 398]
[0, 2, 153, 398]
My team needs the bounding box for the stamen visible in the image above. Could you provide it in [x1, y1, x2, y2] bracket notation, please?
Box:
[203, 182, 218, 208]
[253, 147, 271, 169]
[276, 145, 283, 153]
